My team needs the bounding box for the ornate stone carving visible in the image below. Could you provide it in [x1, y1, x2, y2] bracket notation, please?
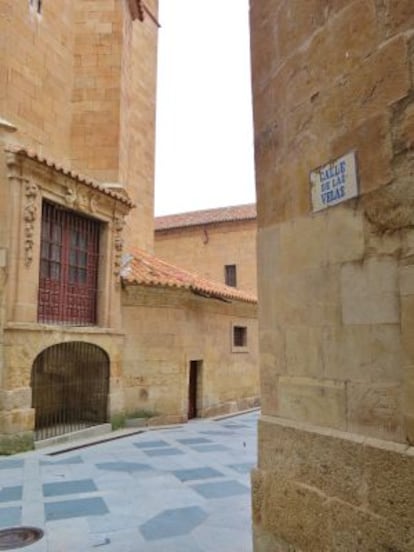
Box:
[113, 215, 125, 278]
[90, 193, 99, 213]
[23, 181, 39, 266]
[77, 190, 89, 212]
[64, 185, 77, 207]
[64, 186, 99, 215]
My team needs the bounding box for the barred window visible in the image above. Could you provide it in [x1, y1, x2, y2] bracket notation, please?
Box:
[225, 264, 237, 287]
[233, 326, 247, 347]
[38, 201, 100, 325]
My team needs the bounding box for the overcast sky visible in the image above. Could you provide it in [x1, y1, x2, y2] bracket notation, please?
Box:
[154, 0, 256, 216]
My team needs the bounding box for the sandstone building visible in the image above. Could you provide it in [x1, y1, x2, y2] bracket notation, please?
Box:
[0, 0, 259, 453]
[250, 1, 414, 550]
[155, 204, 258, 294]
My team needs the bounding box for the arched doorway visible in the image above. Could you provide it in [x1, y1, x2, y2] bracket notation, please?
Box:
[32, 342, 110, 441]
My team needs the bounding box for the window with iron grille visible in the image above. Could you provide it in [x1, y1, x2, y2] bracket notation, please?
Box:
[225, 264, 237, 287]
[233, 326, 247, 347]
[38, 201, 100, 325]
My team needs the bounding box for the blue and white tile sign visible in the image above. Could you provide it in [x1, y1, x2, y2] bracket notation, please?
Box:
[310, 151, 358, 212]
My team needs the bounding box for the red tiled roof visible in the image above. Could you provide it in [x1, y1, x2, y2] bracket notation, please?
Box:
[155, 204, 257, 231]
[122, 248, 257, 304]
[4, 145, 135, 208]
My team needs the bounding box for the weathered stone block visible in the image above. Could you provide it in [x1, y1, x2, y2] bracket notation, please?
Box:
[253, 528, 300, 552]
[363, 440, 414, 526]
[343, 36, 411, 130]
[403, 379, 414, 444]
[308, 0, 377, 86]
[401, 294, 414, 331]
[273, 265, 341, 327]
[278, 377, 346, 430]
[285, 326, 323, 378]
[393, 103, 414, 154]
[332, 114, 393, 195]
[340, 257, 399, 325]
[402, 228, 414, 257]
[0, 432, 34, 455]
[329, 497, 414, 551]
[323, 324, 402, 383]
[279, 213, 328, 273]
[365, 218, 402, 257]
[0, 408, 34, 434]
[405, 413, 414, 445]
[257, 225, 280, 321]
[253, 468, 330, 551]
[259, 328, 286, 375]
[400, 265, 414, 296]
[326, 205, 364, 264]
[0, 387, 31, 410]
[258, 417, 366, 506]
[347, 381, 404, 441]
[259, 370, 279, 416]
[378, 0, 414, 37]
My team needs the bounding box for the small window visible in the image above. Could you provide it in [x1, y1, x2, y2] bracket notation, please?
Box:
[225, 264, 237, 287]
[233, 326, 247, 348]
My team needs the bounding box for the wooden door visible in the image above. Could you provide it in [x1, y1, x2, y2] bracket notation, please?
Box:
[188, 360, 200, 419]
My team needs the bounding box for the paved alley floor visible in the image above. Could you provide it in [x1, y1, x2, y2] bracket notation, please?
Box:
[0, 410, 259, 551]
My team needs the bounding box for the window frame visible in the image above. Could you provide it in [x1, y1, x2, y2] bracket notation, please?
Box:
[231, 323, 248, 353]
[225, 264, 237, 287]
[38, 201, 101, 326]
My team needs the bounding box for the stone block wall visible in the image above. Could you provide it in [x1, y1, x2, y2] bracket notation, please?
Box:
[0, 0, 75, 161]
[119, 0, 158, 253]
[0, 324, 124, 454]
[250, 0, 414, 549]
[70, 0, 124, 183]
[155, 219, 258, 294]
[121, 286, 259, 422]
[252, 417, 414, 551]
[0, 0, 158, 253]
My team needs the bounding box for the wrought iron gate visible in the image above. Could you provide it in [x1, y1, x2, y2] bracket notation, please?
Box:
[32, 342, 109, 441]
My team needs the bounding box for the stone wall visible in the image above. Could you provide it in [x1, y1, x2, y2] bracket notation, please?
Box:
[122, 286, 259, 422]
[0, 325, 124, 454]
[250, 0, 414, 549]
[155, 219, 257, 294]
[70, 0, 123, 183]
[0, 0, 75, 161]
[0, 0, 158, 252]
[119, 0, 158, 253]
[0, 1, 159, 452]
[0, 131, 131, 453]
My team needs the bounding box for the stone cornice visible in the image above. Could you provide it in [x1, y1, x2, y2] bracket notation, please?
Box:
[4, 145, 135, 210]
[4, 145, 131, 278]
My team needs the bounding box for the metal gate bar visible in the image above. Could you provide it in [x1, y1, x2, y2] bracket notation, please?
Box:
[32, 342, 109, 441]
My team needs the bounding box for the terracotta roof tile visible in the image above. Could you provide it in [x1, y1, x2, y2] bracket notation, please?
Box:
[4, 144, 135, 208]
[155, 203, 256, 231]
[122, 248, 257, 304]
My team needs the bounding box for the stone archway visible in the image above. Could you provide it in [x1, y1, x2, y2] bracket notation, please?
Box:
[31, 341, 110, 441]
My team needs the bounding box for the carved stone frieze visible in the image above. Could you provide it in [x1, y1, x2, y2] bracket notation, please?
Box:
[90, 194, 99, 213]
[113, 214, 126, 278]
[23, 181, 39, 266]
[64, 185, 77, 207]
[64, 185, 100, 215]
